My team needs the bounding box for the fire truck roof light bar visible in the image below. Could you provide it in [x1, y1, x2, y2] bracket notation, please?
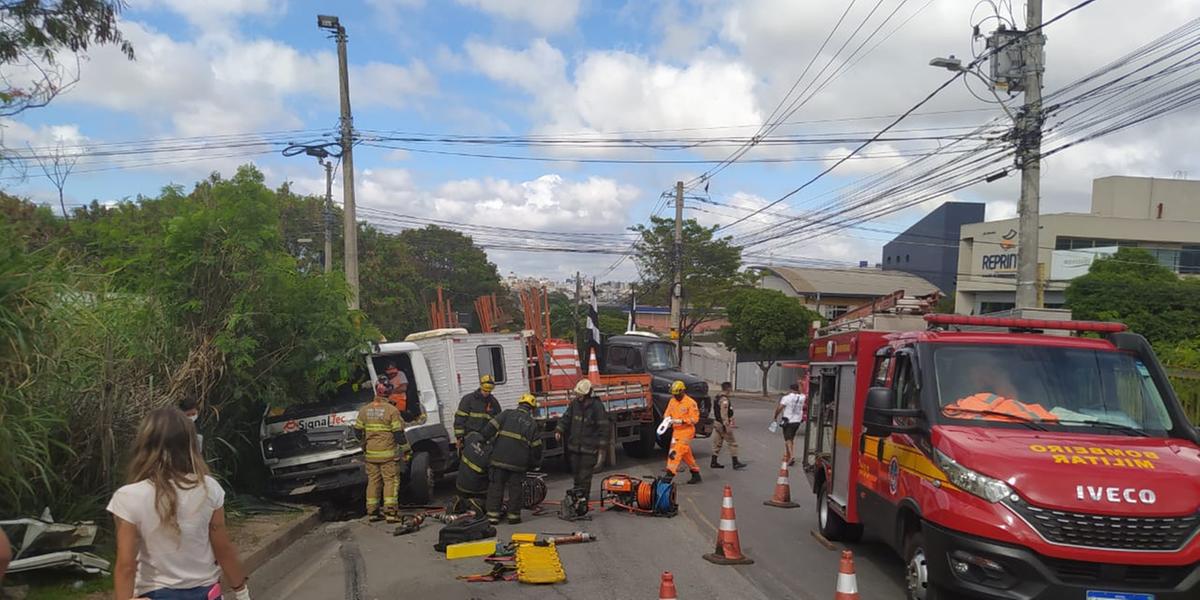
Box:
[923, 314, 1128, 333]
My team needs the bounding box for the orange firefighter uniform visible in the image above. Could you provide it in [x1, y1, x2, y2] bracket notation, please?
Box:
[664, 383, 701, 482]
[944, 392, 1058, 422]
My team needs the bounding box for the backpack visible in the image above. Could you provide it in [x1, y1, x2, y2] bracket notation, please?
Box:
[433, 514, 496, 552]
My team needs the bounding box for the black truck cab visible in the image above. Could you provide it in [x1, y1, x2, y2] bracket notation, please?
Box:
[603, 333, 713, 442]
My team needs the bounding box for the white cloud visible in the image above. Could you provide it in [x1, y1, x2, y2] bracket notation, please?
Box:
[456, 0, 581, 33]
[465, 38, 566, 93]
[58, 21, 435, 136]
[138, 0, 280, 28]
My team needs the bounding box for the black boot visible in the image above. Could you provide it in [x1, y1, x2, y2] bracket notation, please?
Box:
[687, 471, 702, 484]
[732, 457, 747, 470]
[710, 456, 725, 469]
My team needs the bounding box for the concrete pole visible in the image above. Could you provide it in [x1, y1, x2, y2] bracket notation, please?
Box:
[1015, 0, 1044, 309]
[334, 25, 360, 310]
[322, 159, 333, 274]
[670, 181, 683, 364]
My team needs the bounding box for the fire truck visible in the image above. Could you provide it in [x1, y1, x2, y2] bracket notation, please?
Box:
[801, 304, 1200, 599]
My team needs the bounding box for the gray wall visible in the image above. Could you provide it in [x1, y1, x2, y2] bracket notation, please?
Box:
[882, 202, 985, 293]
[682, 343, 737, 387]
[735, 362, 802, 395]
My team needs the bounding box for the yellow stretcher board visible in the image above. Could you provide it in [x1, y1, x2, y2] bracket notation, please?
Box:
[515, 542, 566, 584]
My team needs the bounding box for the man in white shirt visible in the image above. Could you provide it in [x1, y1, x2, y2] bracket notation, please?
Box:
[772, 383, 807, 466]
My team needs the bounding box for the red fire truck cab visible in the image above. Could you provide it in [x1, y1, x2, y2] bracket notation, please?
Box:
[802, 313, 1200, 600]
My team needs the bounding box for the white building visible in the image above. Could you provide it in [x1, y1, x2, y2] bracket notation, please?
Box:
[955, 176, 1200, 314]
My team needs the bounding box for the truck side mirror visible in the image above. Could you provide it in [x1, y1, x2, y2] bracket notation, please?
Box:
[863, 386, 924, 437]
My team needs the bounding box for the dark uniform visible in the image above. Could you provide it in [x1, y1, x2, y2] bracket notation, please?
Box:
[452, 431, 491, 514]
[554, 394, 609, 502]
[454, 388, 502, 442]
[482, 402, 543, 523]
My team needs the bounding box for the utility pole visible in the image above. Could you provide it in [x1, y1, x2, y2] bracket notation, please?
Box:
[670, 181, 684, 364]
[1014, 0, 1044, 309]
[573, 271, 582, 348]
[322, 158, 334, 274]
[319, 15, 360, 309]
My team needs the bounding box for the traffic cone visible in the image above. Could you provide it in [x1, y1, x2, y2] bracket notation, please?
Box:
[835, 550, 860, 599]
[586, 347, 601, 384]
[702, 485, 754, 565]
[658, 571, 678, 600]
[764, 461, 800, 508]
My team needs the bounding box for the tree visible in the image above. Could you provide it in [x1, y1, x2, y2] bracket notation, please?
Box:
[1065, 247, 1200, 344]
[359, 225, 425, 338]
[723, 288, 821, 396]
[630, 216, 752, 344]
[397, 225, 503, 319]
[29, 137, 80, 218]
[0, 0, 134, 116]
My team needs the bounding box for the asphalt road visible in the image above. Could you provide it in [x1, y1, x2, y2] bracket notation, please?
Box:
[253, 398, 907, 599]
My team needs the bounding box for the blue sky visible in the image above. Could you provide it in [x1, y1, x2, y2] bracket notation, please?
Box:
[6, 0, 1199, 280]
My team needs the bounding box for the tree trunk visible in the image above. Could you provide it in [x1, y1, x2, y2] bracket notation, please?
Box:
[757, 360, 775, 397]
[58, 188, 68, 219]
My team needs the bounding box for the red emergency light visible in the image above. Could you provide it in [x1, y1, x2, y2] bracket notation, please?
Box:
[923, 314, 1128, 333]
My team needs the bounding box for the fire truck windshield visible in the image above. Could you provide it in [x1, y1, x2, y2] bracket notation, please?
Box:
[931, 344, 1175, 436]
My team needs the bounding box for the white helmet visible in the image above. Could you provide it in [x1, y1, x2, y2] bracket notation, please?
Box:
[573, 379, 593, 395]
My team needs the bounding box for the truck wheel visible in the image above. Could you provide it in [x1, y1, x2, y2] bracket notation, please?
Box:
[817, 481, 865, 542]
[623, 422, 656, 458]
[904, 530, 941, 600]
[403, 451, 434, 506]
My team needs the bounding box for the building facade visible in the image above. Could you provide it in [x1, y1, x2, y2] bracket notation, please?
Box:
[955, 176, 1200, 314]
[882, 201, 985, 293]
[755, 265, 939, 320]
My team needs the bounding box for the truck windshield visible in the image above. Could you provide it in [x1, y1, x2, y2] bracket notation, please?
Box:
[930, 344, 1175, 436]
[645, 343, 678, 371]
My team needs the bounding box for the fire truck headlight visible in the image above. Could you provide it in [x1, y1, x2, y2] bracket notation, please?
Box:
[934, 449, 1013, 504]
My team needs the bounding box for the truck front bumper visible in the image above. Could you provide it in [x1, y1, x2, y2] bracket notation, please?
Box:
[267, 454, 366, 497]
[924, 521, 1200, 599]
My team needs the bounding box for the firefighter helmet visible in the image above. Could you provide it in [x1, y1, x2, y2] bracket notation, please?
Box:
[519, 393, 538, 409]
[480, 374, 496, 393]
[573, 379, 593, 395]
[670, 380, 687, 395]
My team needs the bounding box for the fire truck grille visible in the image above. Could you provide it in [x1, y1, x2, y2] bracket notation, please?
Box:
[1043, 557, 1194, 588]
[1007, 499, 1200, 551]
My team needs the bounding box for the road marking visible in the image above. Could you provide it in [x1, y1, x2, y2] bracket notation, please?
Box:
[686, 496, 718, 535]
[810, 529, 837, 551]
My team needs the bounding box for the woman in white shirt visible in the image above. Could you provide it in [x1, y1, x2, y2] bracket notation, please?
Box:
[108, 408, 250, 600]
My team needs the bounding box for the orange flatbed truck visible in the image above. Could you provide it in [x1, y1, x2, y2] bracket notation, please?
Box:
[803, 313, 1200, 600]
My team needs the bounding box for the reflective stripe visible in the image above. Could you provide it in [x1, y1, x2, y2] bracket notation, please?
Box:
[531, 439, 543, 448]
[776, 477, 789, 485]
[455, 410, 470, 416]
[835, 573, 858, 593]
[454, 428, 465, 436]
[722, 497, 734, 509]
[719, 518, 737, 531]
[461, 456, 485, 473]
[498, 430, 531, 444]
[487, 418, 501, 431]
[363, 424, 390, 432]
[390, 420, 403, 431]
[490, 459, 524, 470]
[468, 412, 493, 419]
[365, 448, 397, 459]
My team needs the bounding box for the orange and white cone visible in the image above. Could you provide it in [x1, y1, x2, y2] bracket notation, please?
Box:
[835, 550, 860, 599]
[587, 347, 601, 384]
[702, 485, 754, 565]
[764, 461, 800, 509]
[658, 571, 678, 600]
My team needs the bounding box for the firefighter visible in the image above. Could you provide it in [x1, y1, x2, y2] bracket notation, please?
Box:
[355, 380, 410, 523]
[454, 374, 502, 447]
[554, 379, 609, 503]
[482, 394, 543, 524]
[710, 381, 746, 470]
[451, 431, 491, 515]
[664, 380, 702, 484]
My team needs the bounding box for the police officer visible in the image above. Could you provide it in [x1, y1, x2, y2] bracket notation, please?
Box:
[710, 381, 746, 470]
[482, 394, 543, 524]
[554, 380, 608, 503]
[454, 374, 502, 447]
[355, 380, 410, 523]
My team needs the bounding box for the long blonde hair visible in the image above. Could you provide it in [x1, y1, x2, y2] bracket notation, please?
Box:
[125, 407, 208, 535]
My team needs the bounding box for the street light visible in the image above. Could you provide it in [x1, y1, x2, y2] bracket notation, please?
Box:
[317, 14, 341, 31]
[928, 54, 1015, 120]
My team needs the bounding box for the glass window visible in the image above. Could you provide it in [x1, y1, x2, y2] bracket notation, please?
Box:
[1181, 245, 1200, 274]
[645, 343, 677, 370]
[872, 354, 892, 387]
[930, 344, 1175, 435]
[893, 355, 919, 410]
[475, 345, 506, 384]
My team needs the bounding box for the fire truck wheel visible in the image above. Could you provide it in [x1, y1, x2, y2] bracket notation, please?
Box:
[402, 451, 434, 506]
[903, 530, 941, 600]
[623, 422, 656, 458]
[817, 480, 853, 540]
